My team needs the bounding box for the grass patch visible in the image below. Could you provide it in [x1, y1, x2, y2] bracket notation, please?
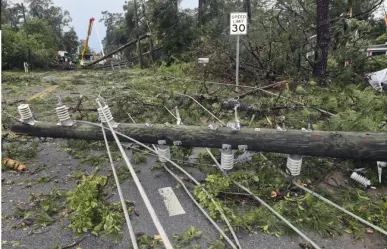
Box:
[12, 189, 66, 230]
[116, 165, 132, 183]
[2, 140, 39, 162]
[131, 150, 148, 165]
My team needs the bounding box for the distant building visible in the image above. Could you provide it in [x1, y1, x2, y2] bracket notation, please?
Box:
[366, 43, 387, 57]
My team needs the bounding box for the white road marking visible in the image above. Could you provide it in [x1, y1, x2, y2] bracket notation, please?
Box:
[158, 187, 186, 216]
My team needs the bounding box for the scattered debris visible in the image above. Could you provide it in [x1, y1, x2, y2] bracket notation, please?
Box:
[135, 232, 146, 238]
[2, 158, 26, 171]
[60, 236, 85, 249]
[41, 75, 57, 83]
[366, 68, 387, 92]
[22, 218, 34, 226]
[3, 67, 387, 246]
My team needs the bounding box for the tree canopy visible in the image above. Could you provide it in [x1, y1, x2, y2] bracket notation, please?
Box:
[1, 0, 79, 69]
[2, 0, 387, 83]
[97, 0, 386, 85]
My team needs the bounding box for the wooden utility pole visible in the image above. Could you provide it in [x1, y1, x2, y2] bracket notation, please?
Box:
[134, 0, 143, 69]
[21, 4, 28, 39]
[198, 0, 204, 26]
[141, 1, 155, 63]
[313, 0, 331, 86]
[244, 0, 252, 22]
[21, 3, 31, 64]
[10, 122, 387, 160]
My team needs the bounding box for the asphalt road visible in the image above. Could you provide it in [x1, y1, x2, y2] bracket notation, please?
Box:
[2, 140, 387, 249]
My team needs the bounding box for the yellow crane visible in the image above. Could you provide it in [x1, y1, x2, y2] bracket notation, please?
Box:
[80, 17, 95, 65]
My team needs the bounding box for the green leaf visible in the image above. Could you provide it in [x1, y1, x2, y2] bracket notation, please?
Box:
[252, 175, 259, 182]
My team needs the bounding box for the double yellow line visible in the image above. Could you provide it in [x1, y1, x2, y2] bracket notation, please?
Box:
[27, 85, 59, 102]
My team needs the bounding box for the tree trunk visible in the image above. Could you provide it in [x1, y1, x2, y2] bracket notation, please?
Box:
[313, 0, 331, 86]
[10, 122, 387, 160]
[198, 0, 205, 26]
[149, 39, 155, 63]
[244, 0, 252, 22]
[134, 0, 143, 69]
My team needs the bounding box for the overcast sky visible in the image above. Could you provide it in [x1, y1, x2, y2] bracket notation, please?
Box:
[52, 0, 198, 53]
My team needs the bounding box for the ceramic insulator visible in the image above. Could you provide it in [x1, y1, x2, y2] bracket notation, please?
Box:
[286, 154, 303, 176]
[17, 104, 33, 120]
[56, 105, 71, 122]
[350, 172, 371, 187]
[221, 150, 234, 170]
[157, 146, 171, 163]
[98, 105, 114, 123]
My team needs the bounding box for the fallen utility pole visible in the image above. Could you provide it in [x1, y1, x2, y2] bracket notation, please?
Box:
[10, 122, 387, 160]
[88, 34, 150, 66]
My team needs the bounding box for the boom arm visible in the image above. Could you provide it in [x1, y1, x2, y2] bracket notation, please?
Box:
[81, 17, 95, 59]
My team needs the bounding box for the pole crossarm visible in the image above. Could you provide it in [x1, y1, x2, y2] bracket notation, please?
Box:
[10, 122, 387, 160]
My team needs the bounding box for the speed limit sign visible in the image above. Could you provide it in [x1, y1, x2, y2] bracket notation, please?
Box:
[230, 12, 247, 35]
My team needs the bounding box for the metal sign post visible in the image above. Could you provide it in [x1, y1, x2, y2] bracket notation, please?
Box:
[230, 12, 247, 93]
[236, 35, 240, 93]
[198, 57, 210, 90]
[198, 58, 209, 66]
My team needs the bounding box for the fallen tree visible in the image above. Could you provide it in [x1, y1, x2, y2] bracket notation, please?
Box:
[222, 100, 304, 113]
[10, 122, 387, 160]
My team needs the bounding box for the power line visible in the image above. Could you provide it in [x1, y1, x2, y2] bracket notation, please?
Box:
[205, 149, 322, 249]
[78, 120, 241, 249]
[159, 94, 320, 248]
[100, 118, 139, 249]
[262, 154, 387, 237]
[96, 100, 174, 249]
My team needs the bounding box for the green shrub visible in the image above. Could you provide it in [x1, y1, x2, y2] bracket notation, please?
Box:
[364, 56, 387, 73]
[66, 175, 123, 242]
